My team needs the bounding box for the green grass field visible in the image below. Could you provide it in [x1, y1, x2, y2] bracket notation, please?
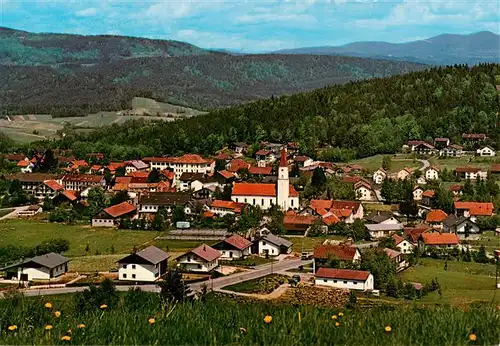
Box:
[287, 236, 346, 252]
[429, 156, 499, 171]
[347, 155, 421, 173]
[0, 293, 498, 345]
[399, 258, 500, 305]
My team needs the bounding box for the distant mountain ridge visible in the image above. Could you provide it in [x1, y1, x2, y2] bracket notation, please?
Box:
[272, 31, 500, 65]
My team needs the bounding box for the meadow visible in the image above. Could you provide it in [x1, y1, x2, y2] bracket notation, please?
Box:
[0, 292, 498, 345]
[347, 154, 421, 173]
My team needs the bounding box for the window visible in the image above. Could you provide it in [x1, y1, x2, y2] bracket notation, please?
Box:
[155, 264, 158, 268]
[122, 264, 126, 269]
[132, 274, 136, 279]
[343, 281, 347, 284]
[262, 242, 266, 245]
[197, 264, 202, 269]
[333, 280, 337, 283]
[122, 274, 127, 278]
[291, 199, 294, 207]
[132, 265, 136, 269]
[253, 198, 256, 205]
[353, 281, 357, 285]
[187, 256, 191, 261]
[323, 279, 327, 282]
[229, 252, 233, 258]
[155, 272, 159, 277]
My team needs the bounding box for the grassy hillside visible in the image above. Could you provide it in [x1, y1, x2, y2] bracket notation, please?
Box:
[0, 28, 426, 116]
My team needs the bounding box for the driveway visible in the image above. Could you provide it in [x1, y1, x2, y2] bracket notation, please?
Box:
[418, 159, 430, 171]
[0, 205, 31, 220]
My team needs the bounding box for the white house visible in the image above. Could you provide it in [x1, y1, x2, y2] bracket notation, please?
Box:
[294, 156, 314, 168]
[209, 200, 245, 216]
[443, 215, 481, 240]
[143, 154, 215, 182]
[365, 223, 403, 239]
[117, 246, 169, 282]
[424, 166, 439, 180]
[253, 233, 292, 257]
[413, 186, 423, 201]
[231, 147, 299, 210]
[92, 201, 137, 228]
[383, 248, 408, 272]
[372, 168, 387, 185]
[440, 145, 464, 157]
[396, 168, 413, 180]
[315, 268, 374, 291]
[176, 244, 221, 272]
[212, 234, 253, 260]
[138, 192, 192, 215]
[61, 174, 106, 192]
[476, 146, 496, 157]
[354, 180, 377, 201]
[455, 167, 488, 180]
[1, 253, 69, 282]
[391, 234, 415, 254]
[125, 160, 148, 175]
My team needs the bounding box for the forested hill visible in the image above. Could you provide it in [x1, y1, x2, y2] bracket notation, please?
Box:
[0, 27, 425, 115]
[48, 64, 499, 159]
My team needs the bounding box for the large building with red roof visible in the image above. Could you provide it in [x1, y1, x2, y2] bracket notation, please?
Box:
[143, 154, 215, 183]
[92, 201, 137, 228]
[315, 268, 374, 291]
[231, 147, 299, 210]
[212, 235, 253, 260]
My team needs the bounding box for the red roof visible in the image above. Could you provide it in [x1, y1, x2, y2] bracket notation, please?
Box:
[322, 215, 340, 226]
[314, 245, 358, 261]
[189, 244, 221, 262]
[434, 138, 449, 142]
[342, 176, 362, 184]
[44, 180, 64, 191]
[211, 200, 245, 212]
[422, 190, 435, 198]
[104, 202, 136, 218]
[203, 211, 215, 218]
[144, 154, 210, 165]
[90, 165, 102, 171]
[294, 156, 310, 162]
[391, 234, 405, 245]
[255, 149, 271, 156]
[62, 174, 104, 183]
[404, 227, 430, 243]
[61, 190, 77, 201]
[17, 160, 30, 167]
[449, 184, 463, 192]
[222, 234, 252, 250]
[115, 176, 132, 184]
[228, 159, 250, 172]
[455, 166, 482, 173]
[462, 133, 487, 139]
[425, 209, 448, 223]
[420, 233, 459, 245]
[232, 183, 299, 197]
[315, 268, 370, 281]
[160, 170, 175, 180]
[490, 164, 500, 173]
[454, 202, 494, 216]
[279, 147, 288, 167]
[216, 153, 232, 160]
[129, 171, 149, 178]
[218, 170, 235, 179]
[283, 214, 317, 225]
[248, 166, 273, 175]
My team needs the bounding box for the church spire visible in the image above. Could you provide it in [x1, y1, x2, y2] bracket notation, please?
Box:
[279, 147, 288, 167]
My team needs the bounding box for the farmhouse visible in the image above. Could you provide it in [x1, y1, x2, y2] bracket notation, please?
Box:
[392, 234, 415, 254]
[418, 233, 459, 251]
[313, 245, 361, 272]
[117, 246, 169, 282]
[255, 149, 275, 163]
[231, 148, 299, 210]
[354, 180, 377, 201]
[412, 186, 423, 201]
[365, 211, 398, 224]
[365, 223, 403, 239]
[314, 268, 374, 291]
[454, 201, 494, 219]
[5, 173, 61, 196]
[396, 167, 413, 180]
[253, 233, 292, 257]
[176, 244, 221, 272]
[424, 166, 439, 180]
[248, 166, 273, 176]
[413, 142, 435, 154]
[439, 144, 464, 157]
[293, 156, 314, 168]
[308, 200, 363, 223]
[143, 154, 214, 181]
[92, 201, 137, 228]
[455, 167, 488, 180]
[443, 215, 480, 240]
[212, 234, 253, 260]
[62, 174, 105, 192]
[434, 138, 450, 148]
[34, 179, 64, 200]
[209, 200, 245, 216]
[138, 192, 192, 215]
[383, 248, 408, 272]
[425, 209, 448, 229]
[476, 146, 496, 157]
[125, 160, 148, 175]
[178, 172, 218, 192]
[462, 133, 487, 142]
[1, 253, 69, 281]
[372, 168, 387, 185]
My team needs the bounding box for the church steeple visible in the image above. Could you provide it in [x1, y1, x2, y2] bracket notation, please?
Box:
[279, 147, 288, 168]
[277, 146, 289, 210]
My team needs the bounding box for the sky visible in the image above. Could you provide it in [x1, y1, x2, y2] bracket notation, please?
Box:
[1, 0, 499, 52]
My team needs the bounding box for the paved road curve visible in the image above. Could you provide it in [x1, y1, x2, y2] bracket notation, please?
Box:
[2, 259, 311, 299]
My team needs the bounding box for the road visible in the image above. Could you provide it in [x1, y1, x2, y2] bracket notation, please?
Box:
[0, 205, 31, 220]
[418, 159, 430, 171]
[2, 258, 310, 298]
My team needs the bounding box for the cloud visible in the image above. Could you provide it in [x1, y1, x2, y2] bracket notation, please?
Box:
[75, 8, 97, 17]
[236, 13, 317, 24]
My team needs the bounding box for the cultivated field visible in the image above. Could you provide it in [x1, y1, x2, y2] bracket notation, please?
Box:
[347, 154, 421, 173]
[429, 156, 499, 171]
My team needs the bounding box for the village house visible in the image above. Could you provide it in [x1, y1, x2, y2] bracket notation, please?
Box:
[476, 146, 496, 157]
[209, 200, 245, 216]
[17, 159, 34, 173]
[434, 138, 450, 149]
[307, 199, 364, 223]
[231, 148, 299, 210]
[293, 156, 314, 168]
[391, 234, 415, 254]
[462, 133, 487, 142]
[365, 223, 403, 239]
[418, 233, 459, 252]
[283, 213, 324, 236]
[192, 186, 217, 200]
[64, 160, 89, 173]
[424, 166, 439, 180]
[439, 144, 464, 157]
[449, 184, 463, 197]
[421, 190, 435, 207]
[396, 167, 413, 180]
[413, 186, 423, 201]
[413, 142, 436, 155]
[138, 192, 192, 215]
[248, 166, 273, 176]
[425, 209, 448, 230]
[354, 180, 377, 201]
[143, 154, 215, 183]
[33, 179, 65, 200]
[125, 160, 149, 175]
[443, 215, 480, 240]
[253, 233, 292, 257]
[383, 248, 408, 272]
[404, 226, 431, 245]
[455, 167, 488, 180]
[5, 173, 61, 197]
[61, 174, 105, 192]
[178, 172, 218, 192]
[176, 244, 221, 272]
[312, 245, 361, 272]
[117, 246, 169, 282]
[231, 142, 250, 157]
[365, 211, 398, 224]
[314, 268, 374, 291]
[92, 201, 136, 228]
[212, 234, 252, 260]
[255, 149, 275, 163]
[215, 170, 236, 185]
[372, 168, 387, 185]
[1, 253, 69, 282]
[453, 201, 494, 220]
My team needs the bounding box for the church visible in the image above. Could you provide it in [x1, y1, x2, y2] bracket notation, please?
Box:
[231, 147, 299, 210]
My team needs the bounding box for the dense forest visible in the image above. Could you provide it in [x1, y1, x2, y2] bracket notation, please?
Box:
[0, 27, 425, 114]
[25, 64, 498, 160]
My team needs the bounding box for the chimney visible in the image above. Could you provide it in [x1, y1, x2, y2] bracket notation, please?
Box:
[203, 245, 206, 251]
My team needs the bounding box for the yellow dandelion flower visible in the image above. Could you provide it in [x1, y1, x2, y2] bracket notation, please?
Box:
[148, 318, 156, 325]
[45, 325, 53, 331]
[239, 327, 247, 334]
[338, 312, 344, 317]
[61, 335, 71, 341]
[335, 322, 340, 327]
[264, 315, 272, 324]
[385, 326, 392, 333]
[8, 325, 17, 331]
[469, 334, 477, 342]
[100, 304, 108, 309]
[77, 324, 85, 329]
[331, 315, 338, 320]
[54, 311, 61, 318]
[44, 302, 53, 309]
